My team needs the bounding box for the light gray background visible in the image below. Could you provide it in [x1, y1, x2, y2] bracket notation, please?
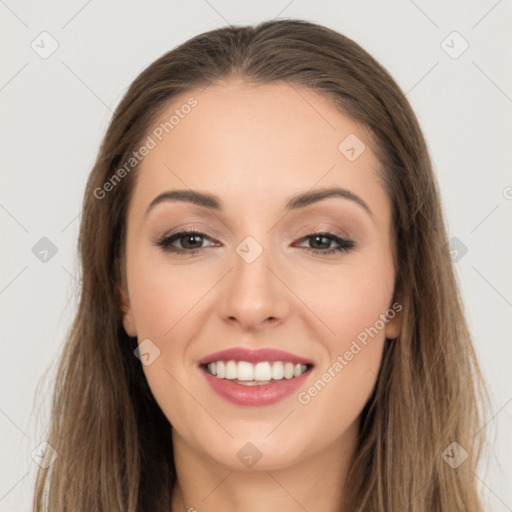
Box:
[1, 1, 511, 510]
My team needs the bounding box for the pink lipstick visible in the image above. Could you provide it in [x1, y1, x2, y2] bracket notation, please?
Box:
[198, 347, 314, 406]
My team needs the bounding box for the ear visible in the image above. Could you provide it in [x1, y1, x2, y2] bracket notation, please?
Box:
[118, 284, 137, 337]
[385, 295, 403, 340]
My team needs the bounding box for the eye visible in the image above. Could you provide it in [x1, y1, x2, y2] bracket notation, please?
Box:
[154, 230, 217, 255]
[295, 231, 355, 255]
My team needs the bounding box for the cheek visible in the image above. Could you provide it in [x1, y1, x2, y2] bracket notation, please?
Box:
[294, 259, 393, 434]
[300, 260, 394, 350]
[127, 260, 210, 427]
[294, 273, 391, 446]
[128, 259, 205, 339]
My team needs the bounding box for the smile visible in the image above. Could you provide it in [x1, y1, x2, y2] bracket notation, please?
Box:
[205, 360, 310, 384]
[198, 348, 314, 406]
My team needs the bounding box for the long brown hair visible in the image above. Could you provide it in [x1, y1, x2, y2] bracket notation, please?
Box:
[33, 19, 488, 511]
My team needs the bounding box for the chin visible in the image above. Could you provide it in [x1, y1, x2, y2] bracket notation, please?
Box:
[195, 427, 309, 471]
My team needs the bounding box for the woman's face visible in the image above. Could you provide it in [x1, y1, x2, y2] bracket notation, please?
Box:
[120, 78, 401, 471]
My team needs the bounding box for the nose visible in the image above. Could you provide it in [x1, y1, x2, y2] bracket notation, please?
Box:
[218, 241, 291, 332]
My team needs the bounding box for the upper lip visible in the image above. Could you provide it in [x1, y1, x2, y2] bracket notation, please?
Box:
[198, 347, 314, 366]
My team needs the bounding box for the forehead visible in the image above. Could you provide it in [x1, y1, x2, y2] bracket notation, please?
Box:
[128, 78, 389, 225]
[146, 78, 372, 169]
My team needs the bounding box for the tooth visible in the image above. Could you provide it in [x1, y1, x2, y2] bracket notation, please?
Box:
[237, 361, 254, 381]
[284, 362, 294, 379]
[240, 380, 270, 386]
[271, 361, 284, 380]
[254, 362, 272, 380]
[216, 361, 225, 378]
[301, 364, 307, 374]
[293, 364, 302, 377]
[210, 362, 217, 376]
[225, 360, 237, 379]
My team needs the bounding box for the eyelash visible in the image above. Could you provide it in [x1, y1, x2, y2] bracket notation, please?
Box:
[154, 229, 355, 256]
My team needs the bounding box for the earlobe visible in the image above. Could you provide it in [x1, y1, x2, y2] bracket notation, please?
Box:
[385, 312, 402, 340]
[118, 285, 137, 337]
[385, 296, 403, 340]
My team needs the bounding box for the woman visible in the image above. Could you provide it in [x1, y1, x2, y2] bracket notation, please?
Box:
[33, 19, 488, 511]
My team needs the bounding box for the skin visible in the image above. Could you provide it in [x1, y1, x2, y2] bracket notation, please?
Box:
[119, 77, 402, 512]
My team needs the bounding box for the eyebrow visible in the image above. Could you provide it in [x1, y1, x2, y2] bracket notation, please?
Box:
[145, 186, 373, 218]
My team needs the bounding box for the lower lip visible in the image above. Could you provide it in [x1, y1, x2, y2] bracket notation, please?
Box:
[201, 367, 312, 406]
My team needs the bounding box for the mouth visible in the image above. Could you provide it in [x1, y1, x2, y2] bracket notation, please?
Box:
[198, 348, 315, 406]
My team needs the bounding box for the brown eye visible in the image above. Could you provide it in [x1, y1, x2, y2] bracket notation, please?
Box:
[296, 232, 355, 255]
[154, 230, 216, 254]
